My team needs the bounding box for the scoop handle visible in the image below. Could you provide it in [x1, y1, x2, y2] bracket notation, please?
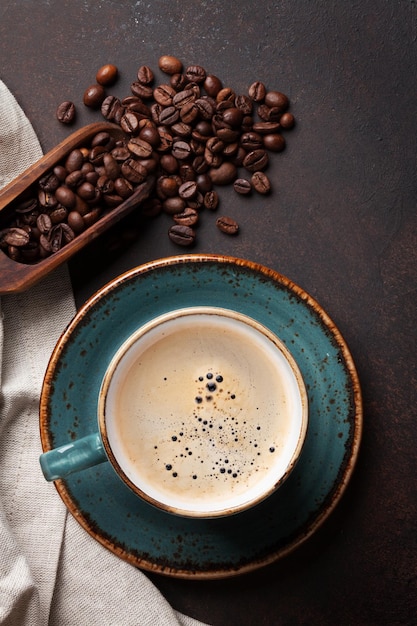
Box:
[39, 432, 107, 481]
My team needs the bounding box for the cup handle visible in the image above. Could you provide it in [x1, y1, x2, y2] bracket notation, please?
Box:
[39, 432, 107, 481]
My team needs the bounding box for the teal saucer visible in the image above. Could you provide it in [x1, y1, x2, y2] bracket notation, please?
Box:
[40, 254, 362, 579]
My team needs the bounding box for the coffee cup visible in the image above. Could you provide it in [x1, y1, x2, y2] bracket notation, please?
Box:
[40, 306, 308, 518]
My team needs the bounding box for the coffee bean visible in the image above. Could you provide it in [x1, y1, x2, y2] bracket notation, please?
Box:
[81, 162, 96, 176]
[103, 153, 121, 180]
[39, 232, 53, 254]
[50, 206, 68, 224]
[157, 127, 174, 152]
[2, 227, 30, 247]
[38, 172, 60, 193]
[160, 154, 179, 174]
[55, 186, 77, 209]
[159, 55, 183, 75]
[89, 145, 107, 166]
[209, 162, 237, 185]
[216, 127, 239, 143]
[139, 125, 161, 147]
[178, 164, 195, 181]
[163, 197, 186, 215]
[222, 107, 244, 128]
[173, 207, 199, 226]
[223, 142, 239, 158]
[171, 121, 192, 138]
[65, 170, 84, 189]
[101, 95, 123, 121]
[180, 101, 198, 124]
[83, 84, 106, 108]
[77, 181, 97, 200]
[112, 145, 131, 162]
[251, 171, 271, 194]
[196, 98, 215, 120]
[137, 65, 154, 85]
[185, 65, 206, 84]
[121, 159, 148, 184]
[206, 136, 224, 154]
[279, 112, 295, 129]
[240, 131, 263, 151]
[264, 90, 289, 111]
[96, 64, 118, 86]
[190, 156, 206, 175]
[168, 224, 196, 246]
[187, 191, 204, 210]
[216, 87, 235, 103]
[128, 137, 153, 159]
[53, 226, 67, 251]
[83, 209, 102, 228]
[158, 105, 180, 126]
[14, 198, 38, 214]
[157, 175, 179, 198]
[49, 224, 71, 252]
[216, 216, 239, 235]
[38, 189, 57, 210]
[203, 74, 222, 97]
[178, 181, 198, 200]
[56, 101, 76, 124]
[96, 175, 114, 195]
[252, 121, 281, 135]
[127, 100, 152, 120]
[263, 133, 286, 152]
[113, 177, 133, 198]
[173, 88, 196, 109]
[67, 211, 85, 233]
[241, 115, 254, 133]
[59, 223, 76, 244]
[103, 193, 124, 208]
[168, 74, 185, 93]
[242, 149, 269, 172]
[204, 190, 219, 210]
[235, 94, 253, 115]
[204, 147, 222, 167]
[153, 84, 176, 106]
[131, 81, 153, 100]
[257, 104, 281, 122]
[67, 152, 85, 175]
[196, 173, 212, 193]
[233, 178, 252, 195]
[36, 213, 52, 234]
[91, 131, 114, 149]
[74, 195, 90, 216]
[171, 140, 192, 160]
[248, 81, 266, 102]
[120, 110, 141, 134]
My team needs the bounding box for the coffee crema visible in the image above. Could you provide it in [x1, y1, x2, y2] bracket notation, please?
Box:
[101, 307, 307, 517]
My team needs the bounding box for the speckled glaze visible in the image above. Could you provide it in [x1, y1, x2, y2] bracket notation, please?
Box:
[40, 254, 362, 579]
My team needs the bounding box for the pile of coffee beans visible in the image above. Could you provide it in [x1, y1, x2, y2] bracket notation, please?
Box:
[0, 57, 295, 263]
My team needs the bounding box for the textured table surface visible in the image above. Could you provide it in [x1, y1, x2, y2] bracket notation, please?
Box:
[1, 2, 416, 624]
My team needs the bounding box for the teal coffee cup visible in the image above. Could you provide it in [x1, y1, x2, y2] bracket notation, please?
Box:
[40, 306, 308, 519]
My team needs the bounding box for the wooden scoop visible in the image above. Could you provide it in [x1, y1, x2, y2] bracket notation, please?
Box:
[0, 122, 154, 295]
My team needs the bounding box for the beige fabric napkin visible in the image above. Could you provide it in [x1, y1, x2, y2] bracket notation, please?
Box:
[0, 81, 208, 626]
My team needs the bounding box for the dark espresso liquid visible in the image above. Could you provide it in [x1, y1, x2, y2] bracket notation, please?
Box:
[105, 310, 304, 515]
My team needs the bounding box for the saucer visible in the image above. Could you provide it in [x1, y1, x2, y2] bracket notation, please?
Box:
[40, 254, 362, 579]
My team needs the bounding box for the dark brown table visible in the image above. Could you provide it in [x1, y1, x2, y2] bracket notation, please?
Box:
[1, 2, 416, 624]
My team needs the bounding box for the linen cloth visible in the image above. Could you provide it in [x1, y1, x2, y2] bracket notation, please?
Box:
[0, 80, 209, 626]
